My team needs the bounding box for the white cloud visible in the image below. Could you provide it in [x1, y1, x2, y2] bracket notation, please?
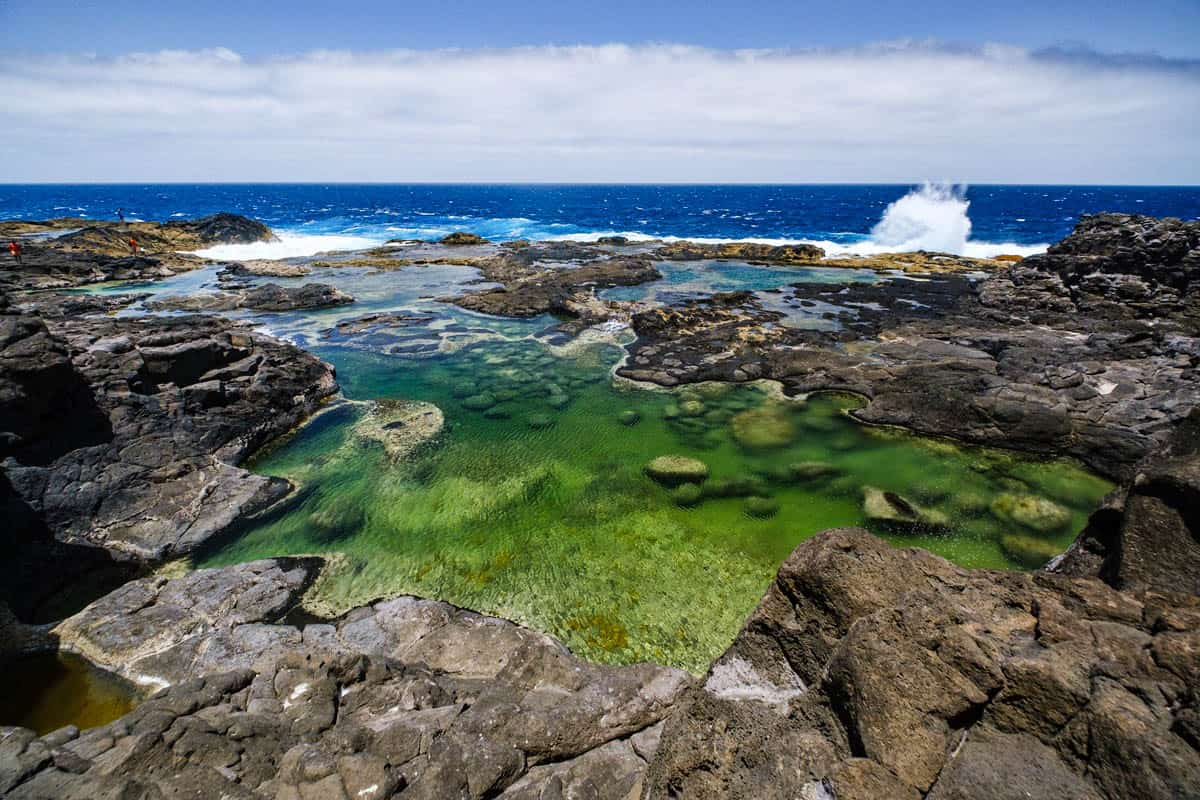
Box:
[1, 43, 1197, 182]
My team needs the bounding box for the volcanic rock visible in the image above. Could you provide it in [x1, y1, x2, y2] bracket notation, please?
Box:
[644, 528, 1200, 800]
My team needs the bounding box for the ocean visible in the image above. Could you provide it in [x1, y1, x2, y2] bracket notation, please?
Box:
[3, 183, 1199, 260]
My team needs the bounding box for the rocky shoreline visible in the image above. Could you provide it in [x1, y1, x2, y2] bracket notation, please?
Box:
[1, 212, 1197, 798]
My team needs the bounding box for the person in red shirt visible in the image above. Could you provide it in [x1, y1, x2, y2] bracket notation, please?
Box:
[8, 240, 20, 264]
[128, 237, 138, 256]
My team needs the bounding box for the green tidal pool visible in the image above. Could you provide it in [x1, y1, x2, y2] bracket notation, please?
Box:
[0, 652, 138, 735]
[199, 335, 1113, 674]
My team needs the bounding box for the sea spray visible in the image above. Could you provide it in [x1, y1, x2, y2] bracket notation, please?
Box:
[869, 182, 972, 254]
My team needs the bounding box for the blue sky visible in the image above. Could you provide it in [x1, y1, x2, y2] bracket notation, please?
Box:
[4, 0, 1199, 57]
[1, 1, 1197, 182]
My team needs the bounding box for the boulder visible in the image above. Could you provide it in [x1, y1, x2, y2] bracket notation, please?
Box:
[1054, 407, 1200, 595]
[862, 486, 949, 531]
[3, 558, 691, 799]
[645, 528, 1200, 799]
[352, 399, 444, 462]
[991, 493, 1072, 534]
[743, 496, 779, 519]
[644, 455, 710, 487]
[671, 483, 704, 507]
[730, 404, 798, 450]
[440, 232, 488, 245]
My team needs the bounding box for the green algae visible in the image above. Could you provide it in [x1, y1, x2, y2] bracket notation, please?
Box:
[0, 652, 138, 735]
[201, 339, 1113, 674]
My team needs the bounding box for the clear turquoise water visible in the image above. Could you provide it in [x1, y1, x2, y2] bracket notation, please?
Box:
[79, 255, 1113, 673]
[199, 335, 1111, 672]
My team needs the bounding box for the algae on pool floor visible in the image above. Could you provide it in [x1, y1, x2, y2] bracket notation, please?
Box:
[199, 338, 1112, 674]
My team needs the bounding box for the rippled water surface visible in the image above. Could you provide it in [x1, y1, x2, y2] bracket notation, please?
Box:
[178, 256, 1113, 671]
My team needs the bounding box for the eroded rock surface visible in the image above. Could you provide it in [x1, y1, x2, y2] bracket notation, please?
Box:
[618, 215, 1200, 479]
[1, 302, 337, 572]
[0, 213, 274, 291]
[3, 558, 690, 799]
[1054, 407, 1200, 596]
[147, 282, 355, 313]
[645, 528, 1200, 800]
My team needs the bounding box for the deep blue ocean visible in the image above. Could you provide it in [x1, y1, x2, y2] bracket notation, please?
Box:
[2, 184, 1198, 259]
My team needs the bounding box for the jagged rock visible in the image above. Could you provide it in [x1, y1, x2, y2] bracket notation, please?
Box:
[651, 240, 825, 265]
[0, 214, 275, 291]
[645, 528, 1200, 800]
[3, 558, 690, 799]
[1, 308, 337, 582]
[1054, 407, 1200, 595]
[448, 257, 660, 319]
[146, 282, 354, 313]
[440, 232, 488, 245]
[619, 215, 1200, 479]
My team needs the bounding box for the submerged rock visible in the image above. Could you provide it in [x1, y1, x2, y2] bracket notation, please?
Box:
[526, 413, 555, 429]
[999, 532, 1063, 567]
[618, 409, 641, 426]
[730, 404, 798, 450]
[461, 392, 497, 411]
[990, 492, 1072, 534]
[787, 461, 839, 481]
[352, 399, 444, 462]
[671, 483, 704, 507]
[862, 486, 949, 531]
[743, 496, 779, 519]
[644, 455, 710, 487]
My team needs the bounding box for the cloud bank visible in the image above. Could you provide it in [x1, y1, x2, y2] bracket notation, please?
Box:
[2, 42, 1197, 183]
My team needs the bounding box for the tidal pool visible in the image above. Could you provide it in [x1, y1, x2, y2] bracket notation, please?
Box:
[0, 652, 138, 735]
[199, 335, 1113, 673]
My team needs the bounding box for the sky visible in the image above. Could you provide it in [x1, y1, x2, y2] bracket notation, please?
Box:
[1, 0, 1198, 183]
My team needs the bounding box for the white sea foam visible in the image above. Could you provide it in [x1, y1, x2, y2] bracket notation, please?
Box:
[190, 232, 383, 260]
[546, 183, 1048, 258]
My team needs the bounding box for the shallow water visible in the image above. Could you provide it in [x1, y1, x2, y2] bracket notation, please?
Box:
[199, 333, 1112, 673]
[75, 254, 1115, 673]
[0, 652, 138, 735]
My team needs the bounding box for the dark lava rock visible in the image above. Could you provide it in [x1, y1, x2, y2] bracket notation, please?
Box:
[449, 257, 660, 318]
[440, 231, 489, 245]
[0, 557, 689, 799]
[644, 528, 1200, 800]
[651, 240, 826, 264]
[0, 213, 276, 291]
[0, 304, 337, 580]
[618, 215, 1200, 479]
[147, 283, 354, 313]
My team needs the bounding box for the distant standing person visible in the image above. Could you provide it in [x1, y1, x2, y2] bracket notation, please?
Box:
[117, 208, 124, 223]
[128, 237, 138, 256]
[8, 240, 21, 264]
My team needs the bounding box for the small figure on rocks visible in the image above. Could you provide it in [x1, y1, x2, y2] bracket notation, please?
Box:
[7, 240, 21, 264]
[117, 207, 125, 223]
[128, 237, 138, 256]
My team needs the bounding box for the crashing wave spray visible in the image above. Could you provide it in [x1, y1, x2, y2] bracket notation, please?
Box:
[869, 182, 972, 254]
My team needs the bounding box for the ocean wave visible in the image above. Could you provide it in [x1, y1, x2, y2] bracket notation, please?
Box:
[544, 229, 1047, 258]
[190, 232, 384, 260]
